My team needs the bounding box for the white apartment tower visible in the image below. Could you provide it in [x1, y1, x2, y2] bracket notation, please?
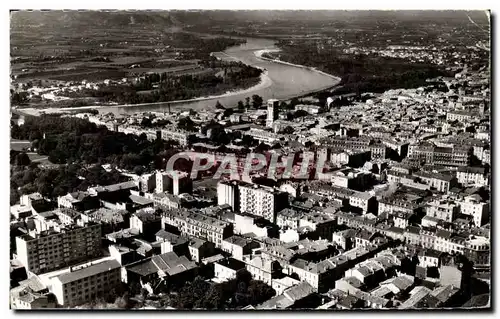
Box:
[217, 180, 239, 211]
[238, 182, 288, 223]
[156, 170, 192, 195]
[156, 171, 170, 193]
[459, 195, 490, 227]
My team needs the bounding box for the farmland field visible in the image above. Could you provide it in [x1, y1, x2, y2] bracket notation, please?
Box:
[11, 11, 264, 109]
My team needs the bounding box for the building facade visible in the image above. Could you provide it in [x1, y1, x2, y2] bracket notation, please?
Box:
[16, 223, 102, 275]
[239, 182, 289, 223]
[50, 260, 122, 307]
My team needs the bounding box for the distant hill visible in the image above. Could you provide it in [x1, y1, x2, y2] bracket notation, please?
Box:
[166, 10, 490, 26]
[10, 10, 179, 30]
[11, 10, 490, 31]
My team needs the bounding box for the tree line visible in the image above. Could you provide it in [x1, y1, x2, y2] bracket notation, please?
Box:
[267, 42, 454, 95]
[84, 61, 262, 106]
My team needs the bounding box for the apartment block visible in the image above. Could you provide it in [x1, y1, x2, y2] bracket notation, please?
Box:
[425, 198, 460, 223]
[50, 260, 121, 307]
[160, 128, 194, 145]
[162, 210, 233, 248]
[238, 181, 289, 223]
[217, 180, 239, 211]
[458, 195, 489, 227]
[456, 167, 489, 187]
[15, 223, 102, 275]
[156, 170, 192, 195]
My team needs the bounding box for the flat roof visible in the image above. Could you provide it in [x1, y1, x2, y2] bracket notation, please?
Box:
[54, 260, 121, 285]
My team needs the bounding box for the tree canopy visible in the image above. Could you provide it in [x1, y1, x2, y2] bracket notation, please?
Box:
[171, 270, 276, 309]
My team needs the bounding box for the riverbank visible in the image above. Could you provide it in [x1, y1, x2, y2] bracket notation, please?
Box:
[18, 37, 341, 116]
[254, 49, 341, 82]
[18, 69, 273, 116]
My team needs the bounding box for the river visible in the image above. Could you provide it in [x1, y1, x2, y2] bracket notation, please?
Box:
[23, 37, 340, 116]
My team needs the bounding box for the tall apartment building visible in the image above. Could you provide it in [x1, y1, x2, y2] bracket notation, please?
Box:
[330, 168, 373, 191]
[139, 173, 156, 193]
[15, 223, 102, 275]
[446, 110, 478, 122]
[238, 181, 289, 223]
[266, 99, 279, 128]
[295, 104, 321, 114]
[378, 192, 423, 216]
[245, 128, 279, 144]
[464, 236, 490, 266]
[156, 170, 192, 195]
[412, 171, 456, 193]
[369, 143, 386, 160]
[171, 171, 192, 196]
[381, 138, 409, 159]
[156, 171, 171, 194]
[330, 150, 371, 168]
[217, 180, 240, 211]
[57, 192, 100, 212]
[50, 259, 121, 307]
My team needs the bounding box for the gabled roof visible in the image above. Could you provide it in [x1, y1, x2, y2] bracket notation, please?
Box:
[256, 294, 294, 309]
[17, 276, 46, 293]
[127, 260, 159, 277]
[370, 286, 393, 298]
[462, 293, 490, 308]
[223, 235, 253, 247]
[188, 237, 208, 249]
[283, 282, 315, 302]
[356, 229, 375, 241]
[129, 194, 154, 206]
[155, 230, 188, 246]
[414, 294, 441, 308]
[399, 286, 432, 309]
[356, 266, 374, 277]
[337, 294, 361, 309]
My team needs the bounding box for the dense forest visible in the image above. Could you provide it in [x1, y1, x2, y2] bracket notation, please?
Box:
[265, 43, 454, 95]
